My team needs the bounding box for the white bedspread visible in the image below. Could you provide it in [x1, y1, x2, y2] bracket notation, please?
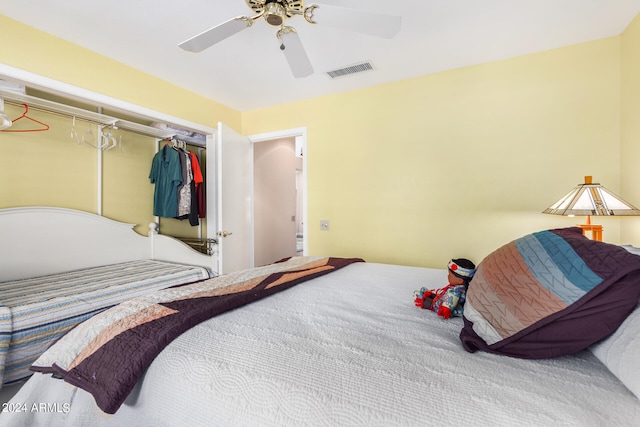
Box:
[2, 262, 639, 426]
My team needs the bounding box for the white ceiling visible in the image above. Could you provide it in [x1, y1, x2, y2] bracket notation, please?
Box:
[2, 0, 640, 112]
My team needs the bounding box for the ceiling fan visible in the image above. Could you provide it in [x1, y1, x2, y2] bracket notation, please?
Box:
[179, 0, 402, 78]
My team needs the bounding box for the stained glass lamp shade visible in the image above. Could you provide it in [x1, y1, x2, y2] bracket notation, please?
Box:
[543, 176, 640, 240]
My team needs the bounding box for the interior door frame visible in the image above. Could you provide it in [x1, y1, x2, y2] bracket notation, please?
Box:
[249, 127, 308, 256]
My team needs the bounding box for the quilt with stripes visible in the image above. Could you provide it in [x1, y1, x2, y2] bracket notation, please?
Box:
[0, 259, 210, 386]
[31, 256, 364, 414]
[460, 227, 640, 359]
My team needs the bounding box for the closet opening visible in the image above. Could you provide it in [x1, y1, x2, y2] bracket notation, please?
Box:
[0, 77, 215, 246]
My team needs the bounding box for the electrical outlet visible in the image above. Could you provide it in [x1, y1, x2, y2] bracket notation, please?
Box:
[320, 220, 330, 231]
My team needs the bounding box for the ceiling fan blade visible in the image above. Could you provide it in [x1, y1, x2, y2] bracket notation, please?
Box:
[179, 17, 252, 52]
[309, 5, 401, 39]
[280, 30, 314, 78]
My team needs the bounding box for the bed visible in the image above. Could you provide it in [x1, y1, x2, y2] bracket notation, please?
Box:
[2, 229, 640, 426]
[0, 206, 216, 387]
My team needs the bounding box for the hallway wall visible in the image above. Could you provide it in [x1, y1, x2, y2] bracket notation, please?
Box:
[253, 138, 302, 266]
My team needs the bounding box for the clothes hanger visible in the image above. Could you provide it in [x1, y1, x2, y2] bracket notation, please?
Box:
[101, 129, 118, 151]
[70, 116, 80, 144]
[2, 103, 50, 132]
[174, 138, 189, 152]
[0, 99, 12, 130]
[83, 125, 98, 148]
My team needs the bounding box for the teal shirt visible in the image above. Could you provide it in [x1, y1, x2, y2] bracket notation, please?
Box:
[149, 145, 183, 217]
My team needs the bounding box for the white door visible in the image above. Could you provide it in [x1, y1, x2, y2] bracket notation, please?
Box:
[213, 123, 253, 274]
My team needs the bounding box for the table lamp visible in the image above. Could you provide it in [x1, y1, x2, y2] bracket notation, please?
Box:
[542, 176, 640, 241]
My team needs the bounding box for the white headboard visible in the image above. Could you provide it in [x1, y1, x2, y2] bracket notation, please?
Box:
[0, 207, 217, 281]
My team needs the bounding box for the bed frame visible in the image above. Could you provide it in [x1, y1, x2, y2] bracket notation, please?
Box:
[0, 206, 218, 281]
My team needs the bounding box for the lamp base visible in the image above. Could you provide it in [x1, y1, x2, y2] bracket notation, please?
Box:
[578, 223, 603, 241]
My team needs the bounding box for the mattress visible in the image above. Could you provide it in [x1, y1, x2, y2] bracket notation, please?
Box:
[0, 259, 210, 386]
[1, 261, 638, 426]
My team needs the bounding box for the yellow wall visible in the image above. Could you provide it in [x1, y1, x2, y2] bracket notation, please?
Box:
[0, 104, 99, 211]
[621, 13, 640, 244]
[243, 37, 626, 268]
[0, 15, 241, 236]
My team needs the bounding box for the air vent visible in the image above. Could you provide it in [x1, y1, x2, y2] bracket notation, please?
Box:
[326, 61, 374, 79]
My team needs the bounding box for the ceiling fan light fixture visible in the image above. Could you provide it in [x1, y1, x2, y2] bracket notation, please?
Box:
[183, 0, 401, 79]
[264, 2, 286, 26]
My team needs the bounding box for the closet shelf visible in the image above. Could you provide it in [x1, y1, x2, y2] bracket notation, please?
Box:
[1, 88, 117, 125]
[114, 120, 174, 139]
[0, 88, 190, 141]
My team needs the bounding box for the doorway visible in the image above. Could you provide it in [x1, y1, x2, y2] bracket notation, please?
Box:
[250, 128, 307, 267]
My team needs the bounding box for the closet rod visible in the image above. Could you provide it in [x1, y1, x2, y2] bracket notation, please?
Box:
[1, 92, 116, 126]
[0, 89, 195, 141]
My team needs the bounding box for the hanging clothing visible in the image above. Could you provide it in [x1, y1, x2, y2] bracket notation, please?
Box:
[189, 151, 203, 188]
[188, 152, 206, 219]
[176, 149, 193, 218]
[179, 179, 200, 226]
[174, 148, 200, 226]
[149, 145, 183, 217]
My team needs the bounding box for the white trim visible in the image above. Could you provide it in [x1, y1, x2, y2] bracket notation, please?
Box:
[249, 127, 307, 142]
[249, 127, 308, 256]
[97, 126, 103, 215]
